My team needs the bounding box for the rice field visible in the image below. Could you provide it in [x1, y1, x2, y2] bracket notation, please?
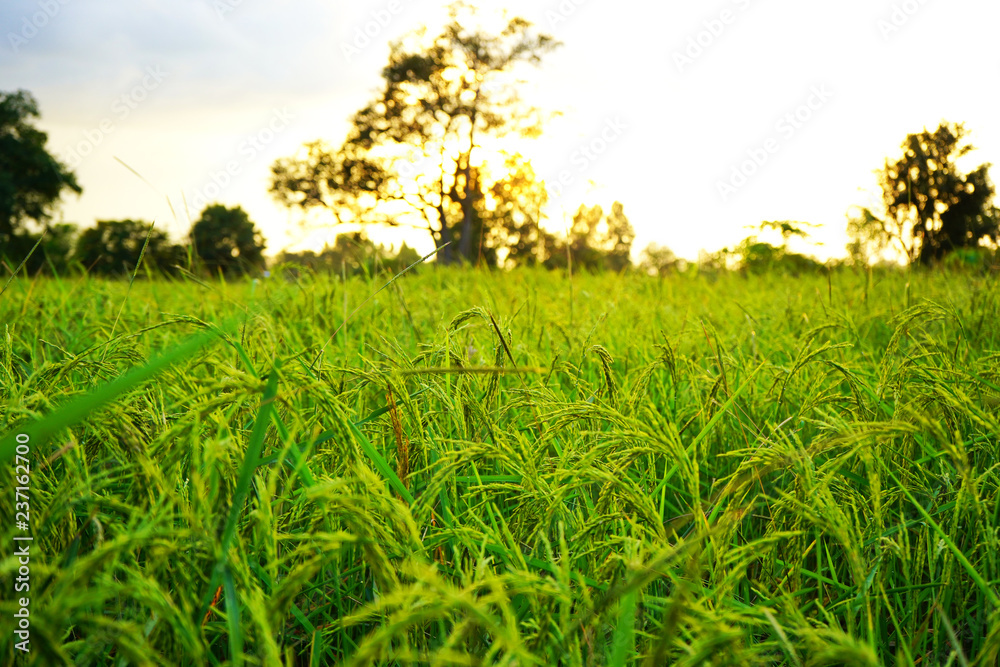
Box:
[2, 265, 1000, 665]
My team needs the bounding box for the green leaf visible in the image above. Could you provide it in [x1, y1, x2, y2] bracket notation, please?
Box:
[0, 325, 222, 465]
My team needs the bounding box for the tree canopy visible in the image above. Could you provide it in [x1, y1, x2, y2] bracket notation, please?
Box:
[270, 3, 559, 266]
[848, 121, 999, 265]
[75, 220, 185, 276]
[190, 204, 266, 275]
[276, 231, 421, 277]
[542, 202, 636, 273]
[0, 89, 81, 245]
[479, 153, 551, 267]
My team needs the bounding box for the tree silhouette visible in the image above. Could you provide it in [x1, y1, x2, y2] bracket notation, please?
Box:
[190, 204, 266, 275]
[639, 243, 680, 276]
[270, 3, 559, 266]
[603, 201, 635, 272]
[3, 222, 78, 275]
[544, 202, 635, 272]
[75, 220, 185, 276]
[0, 89, 81, 253]
[849, 121, 999, 265]
[481, 154, 553, 268]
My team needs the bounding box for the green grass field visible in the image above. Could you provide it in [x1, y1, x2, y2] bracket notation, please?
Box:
[2, 266, 1000, 665]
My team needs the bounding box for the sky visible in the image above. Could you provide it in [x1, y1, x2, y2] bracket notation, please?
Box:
[2, 0, 999, 262]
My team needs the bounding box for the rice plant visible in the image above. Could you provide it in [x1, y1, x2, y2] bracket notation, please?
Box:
[1, 266, 998, 665]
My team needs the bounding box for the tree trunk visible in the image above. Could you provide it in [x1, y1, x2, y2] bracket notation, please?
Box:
[458, 103, 479, 264]
[457, 153, 475, 264]
[436, 203, 456, 264]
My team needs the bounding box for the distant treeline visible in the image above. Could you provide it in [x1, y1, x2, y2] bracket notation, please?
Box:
[2, 204, 267, 278]
[4, 210, 999, 280]
[2, 83, 998, 279]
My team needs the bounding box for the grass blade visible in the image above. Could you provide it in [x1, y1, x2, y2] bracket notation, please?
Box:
[0, 325, 223, 465]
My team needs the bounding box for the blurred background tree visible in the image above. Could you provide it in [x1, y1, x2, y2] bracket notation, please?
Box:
[639, 243, 680, 276]
[276, 231, 420, 277]
[75, 220, 185, 276]
[480, 154, 554, 268]
[543, 202, 635, 273]
[0, 89, 81, 272]
[190, 204, 266, 276]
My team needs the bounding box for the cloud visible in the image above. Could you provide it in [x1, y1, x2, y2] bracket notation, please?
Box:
[1, 0, 348, 115]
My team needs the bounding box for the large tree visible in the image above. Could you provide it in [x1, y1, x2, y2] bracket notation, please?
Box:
[0, 89, 81, 246]
[848, 121, 999, 265]
[190, 204, 266, 275]
[270, 3, 559, 266]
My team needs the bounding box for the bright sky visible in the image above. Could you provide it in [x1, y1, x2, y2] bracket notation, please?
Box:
[3, 0, 998, 262]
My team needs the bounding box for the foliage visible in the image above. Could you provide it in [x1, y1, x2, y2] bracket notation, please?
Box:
[940, 246, 999, 273]
[481, 153, 553, 268]
[638, 242, 681, 276]
[74, 219, 186, 276]
[190, 204, 266, 276]
[757, 219, 816, 241]
[734, 239, 824, 275]
[0, 89, 81, 245]
[849, 121, 1000, 265]
[3, 268, 1000, 665]
[270, 3, 559, 266]
[714, 221, 824, 275]
[276, 231, 422, 277]
[544, 201, 636, 272]
[0, 222, 78, 275]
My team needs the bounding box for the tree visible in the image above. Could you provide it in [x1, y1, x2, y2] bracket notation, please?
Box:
[270, 3, 559, 266]
[732, 220, 823, 275]
[603, 201, 635, 272]
[639, 243, 680, 276]
[481, 153, 554, 268]
[1, 222, 79, 275]
[75, 220, 186, 276]
[0, 90, 81, 246]
[848, 121, 999, 265]
[544, 202, 636, 272]
[276, 231, 420, 276]
[190, 204, 266, 275]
